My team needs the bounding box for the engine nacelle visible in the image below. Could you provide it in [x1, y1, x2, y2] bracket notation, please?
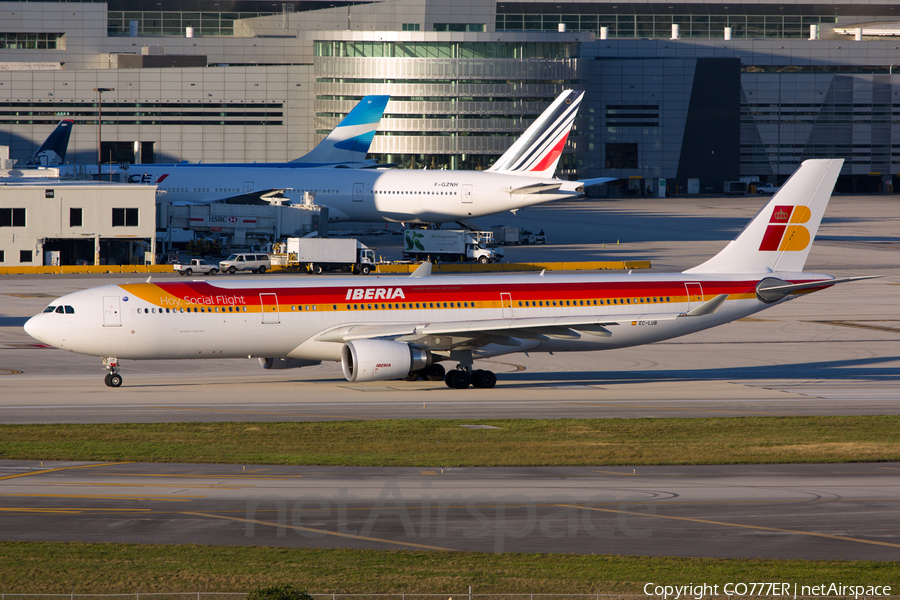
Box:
[341, 339, 430, 382]
[258, 357, 321, 370]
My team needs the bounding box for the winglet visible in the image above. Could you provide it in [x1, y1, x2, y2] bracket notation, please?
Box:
[409, 262, 432, 278]
[293, 95, 390, 165]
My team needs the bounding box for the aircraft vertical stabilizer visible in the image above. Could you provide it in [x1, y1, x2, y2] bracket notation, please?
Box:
[685, 158, 844, 274]
[20, 119, 74, 166]
[293, 95, 390, 165]
[487, 90, 584, 179]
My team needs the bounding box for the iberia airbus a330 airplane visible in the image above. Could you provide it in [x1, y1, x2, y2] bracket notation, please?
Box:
[25, 159, 872, 388]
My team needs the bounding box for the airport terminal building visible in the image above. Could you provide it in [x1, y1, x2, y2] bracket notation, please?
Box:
[1, 0, 899, 195]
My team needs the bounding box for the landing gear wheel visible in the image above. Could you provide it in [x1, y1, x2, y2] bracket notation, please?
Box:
[472, 369, 497, 388]
[425, 363, 445, 381]
[404, 370, 422, 382]
[105, 373, 122, 388]
[444, 369, 470, 389]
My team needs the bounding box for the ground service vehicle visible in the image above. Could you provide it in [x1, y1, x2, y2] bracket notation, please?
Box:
[173, 258, 217, 276]
[403, 229, 503, 263]
[757, 183, 780, 194]
[491, 226, 520, 245]
[282, 237, 376, 274]
[219, 254, 271, 274]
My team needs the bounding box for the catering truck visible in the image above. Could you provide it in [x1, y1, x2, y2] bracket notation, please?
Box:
[402, 229, 503, 263]
[275, 237, 376, 274]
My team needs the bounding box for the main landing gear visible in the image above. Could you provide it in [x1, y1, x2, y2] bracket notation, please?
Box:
[444, 367, 496, 389]
[103, 357, 122, 388]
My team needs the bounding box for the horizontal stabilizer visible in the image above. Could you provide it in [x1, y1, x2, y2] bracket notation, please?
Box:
[502, 182, 563, 195]
[574, 177, 618, 192]
[756, 275, 881, 303]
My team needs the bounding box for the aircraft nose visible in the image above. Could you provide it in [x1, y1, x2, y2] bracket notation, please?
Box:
[23, 314, 44, 343]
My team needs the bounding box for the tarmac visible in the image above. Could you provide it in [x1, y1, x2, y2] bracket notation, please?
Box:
[0, 193, 897, 558]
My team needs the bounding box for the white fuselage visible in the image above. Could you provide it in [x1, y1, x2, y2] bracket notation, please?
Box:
[129, 166, 580, 223]
[23, 271, 826, 367]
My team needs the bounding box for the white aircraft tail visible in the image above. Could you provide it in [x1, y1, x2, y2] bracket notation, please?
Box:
[487, 90, 584, 178]
[293, 95, 389, 165]
[685, 159, 844, 274]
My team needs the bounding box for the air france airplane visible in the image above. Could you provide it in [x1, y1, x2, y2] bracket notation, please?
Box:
[130, 90, 615, 223]
[25, 159, 873, 389]
[123, 95, 390, 187]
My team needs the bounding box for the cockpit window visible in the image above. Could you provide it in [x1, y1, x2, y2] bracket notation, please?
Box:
[43, 306, 56, 313]
[55, 306, 65, 313]
[65, 306, 75, 314]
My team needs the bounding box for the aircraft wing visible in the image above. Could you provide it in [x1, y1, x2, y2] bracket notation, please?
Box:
[317, 312, 679, 347]
[215, 189, 288, 205]
[316, 293, 730, 349]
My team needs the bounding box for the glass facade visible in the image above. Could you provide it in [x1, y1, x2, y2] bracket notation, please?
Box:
[315, 41, 579, 60]
[496, 12, 837, 39]
[0, 102, 284, 126]
[107, 11, 278, 37]
[0, 33, 63, 50]
[314, 43, 585, 172]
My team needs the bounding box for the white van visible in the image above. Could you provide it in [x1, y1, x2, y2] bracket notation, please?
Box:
[219, 253, 271, 274]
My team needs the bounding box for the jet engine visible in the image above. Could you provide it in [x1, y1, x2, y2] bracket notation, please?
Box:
[341, 339, 431, 382]
[258, 357, 321, 370]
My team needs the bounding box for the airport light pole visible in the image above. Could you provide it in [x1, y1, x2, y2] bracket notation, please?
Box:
[94, 87, 114, 180]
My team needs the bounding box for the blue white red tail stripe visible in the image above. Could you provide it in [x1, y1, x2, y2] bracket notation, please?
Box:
[488, 90, 584, 178]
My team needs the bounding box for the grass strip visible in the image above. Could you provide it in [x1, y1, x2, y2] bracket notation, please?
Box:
[0, 416, 898, 466]
[1, 542, 897, 594]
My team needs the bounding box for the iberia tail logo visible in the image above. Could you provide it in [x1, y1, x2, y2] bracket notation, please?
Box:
[758, 205, 811, 251]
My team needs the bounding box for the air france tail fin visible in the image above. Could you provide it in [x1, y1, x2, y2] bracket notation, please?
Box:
[685, 158, 844, 275]
[293, 95, 389, 165]
[21, 119, 73, 166]
[487, 90, 584, 178]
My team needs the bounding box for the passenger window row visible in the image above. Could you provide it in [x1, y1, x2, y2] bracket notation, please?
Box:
[123, 296, 676, 315]
[519, 296, 672, 307]
[135, 306, 248, 314]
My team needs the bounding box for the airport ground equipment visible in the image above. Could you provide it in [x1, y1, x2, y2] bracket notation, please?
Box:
[275, 237, 376, 274]
[402, 229, 503, 263]
[173, 258, 218, 276]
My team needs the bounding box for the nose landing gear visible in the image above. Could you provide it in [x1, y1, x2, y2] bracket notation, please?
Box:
[102, 357, 122, 387]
